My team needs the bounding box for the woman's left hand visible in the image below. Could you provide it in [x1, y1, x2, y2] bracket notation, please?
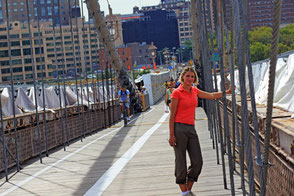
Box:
[226, 85, 233, 94]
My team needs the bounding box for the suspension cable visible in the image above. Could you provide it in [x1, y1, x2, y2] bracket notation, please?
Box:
[67, 0, 84, 142]
[25, 0, 43, 164]
[233, 0, 256, 194]
[4, 0, 20, 172]
[262, 0, 282, 195]
[57, 0, 69, 148]
[36, 0, 49, 156]
[215, 0, 235, 194]
[238, 0, 266, 194]
[51, 0, 66, 151]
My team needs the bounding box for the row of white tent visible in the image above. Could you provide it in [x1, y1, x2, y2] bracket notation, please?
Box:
[220, 53, 294, 112]
[0, 85, 117, 117]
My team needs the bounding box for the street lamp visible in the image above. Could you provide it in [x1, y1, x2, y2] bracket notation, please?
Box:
[158, 51, 163, 66]
[148, 42, 157, 70]
[163, 48, 169, 65]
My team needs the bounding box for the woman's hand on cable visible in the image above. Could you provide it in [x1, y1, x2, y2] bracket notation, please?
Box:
[226, 85, 233, 94]
[169, 135, 176, 147]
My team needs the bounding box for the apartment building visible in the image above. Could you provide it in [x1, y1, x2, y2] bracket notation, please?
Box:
[0, 18, 101, 83]
[0, 0, 78, 25]
[141, 0, 192, 46]
[122, 9, 179, 51]
[225, 0, 294, 29]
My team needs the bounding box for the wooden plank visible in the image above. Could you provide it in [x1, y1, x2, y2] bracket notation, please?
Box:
[0, 102, 249, 196]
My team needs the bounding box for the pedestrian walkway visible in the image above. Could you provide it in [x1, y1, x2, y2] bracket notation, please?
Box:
[0, 101, 246, 196]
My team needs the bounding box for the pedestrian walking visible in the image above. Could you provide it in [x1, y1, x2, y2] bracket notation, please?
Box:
[165, 84, 174, 111]
[169, 66, 232, 196]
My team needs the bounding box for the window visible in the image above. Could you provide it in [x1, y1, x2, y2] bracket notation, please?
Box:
[13, 67, 23, 73]
[0, 42, 7, 47]
[13, 75, 24, 80]
[25, 66, 33, 71]
[11, 41, 20, 47]
[24, 58, 32, 64]
[11, 49, 21, 56]
[34, 32, 42, 37]
[35, 47, 44, 54]
[12, 59, 22, 65]
[47, 48, 54, 52]
[34, 40, 43, 44]
[1, 68, 10, 74]
[23, 48, 32, 55]
[0, 60, 9, 66]
[36, 57, 44, 62]
[25, 74, 33, 79]
[36, 65, 45, 70]
[37, 72, 46, 78]
[41, 7, 46, 17]
[10, 34, 19, 39]
[0, 50, 8, 57]
[22, 33, 30, 38]
[22, 40, 30, 45]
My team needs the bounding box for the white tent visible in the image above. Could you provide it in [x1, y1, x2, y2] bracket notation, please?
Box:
[1, 88, 22, 117]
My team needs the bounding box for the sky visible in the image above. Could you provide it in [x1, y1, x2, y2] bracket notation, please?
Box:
[83, 0, 161, 20]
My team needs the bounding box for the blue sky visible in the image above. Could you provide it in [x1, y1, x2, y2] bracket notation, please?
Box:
[83, 0, 161, 19]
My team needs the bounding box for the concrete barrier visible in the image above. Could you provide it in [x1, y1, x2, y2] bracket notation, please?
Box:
[142, 71, 170, 105]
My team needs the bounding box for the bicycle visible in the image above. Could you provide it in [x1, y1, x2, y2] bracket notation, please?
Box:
[120, 101, 129, 126]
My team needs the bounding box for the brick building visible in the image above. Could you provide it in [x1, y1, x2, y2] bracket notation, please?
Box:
[98, 47, 132, 70]
[0, 0, 79, 25]
[0, 18, 100, 83]
[225, 0, 294, 29]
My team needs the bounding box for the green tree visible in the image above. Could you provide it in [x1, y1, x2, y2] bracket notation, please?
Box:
[250, 42, 266, 62]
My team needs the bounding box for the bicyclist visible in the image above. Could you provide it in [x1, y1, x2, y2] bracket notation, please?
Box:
[118, 85, 130, 121]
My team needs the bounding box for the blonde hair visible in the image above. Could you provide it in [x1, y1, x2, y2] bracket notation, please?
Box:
[179, 66, 199, 85]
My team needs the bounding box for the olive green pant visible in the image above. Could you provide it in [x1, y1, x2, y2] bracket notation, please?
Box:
[174, 122, 203, 184]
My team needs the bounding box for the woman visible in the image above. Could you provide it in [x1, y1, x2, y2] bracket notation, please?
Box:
[165, 84, 174, 111]
[169, 67, 231, 196]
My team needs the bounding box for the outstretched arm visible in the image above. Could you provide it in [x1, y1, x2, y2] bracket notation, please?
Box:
[198, 86, 232, 100]
[169, 98, 178, 147]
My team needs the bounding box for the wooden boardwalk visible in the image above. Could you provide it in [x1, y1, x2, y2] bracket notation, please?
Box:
[0, 101, 247, 196]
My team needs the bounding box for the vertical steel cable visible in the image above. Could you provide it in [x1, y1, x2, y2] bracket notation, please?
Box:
[56, 0, 69, 147]
[51, 0, 66, 151]
[94, 33, 103, 129]
[0, 91, 8, 181]
[200, 0, 215, 150]
[230, 0, 246, 194]
[101, 47, 107, 128]
[109, 61, 115, 123]
[224, 3, 246, 195]
[228, 0, 237, 171]
[74, 0, 86, 138]
[25, 0, 43, 163]
[233, 0, 256, 194]
[262, 0, 282, 195]
[80, 0, 92, 133]
[105, 54, 111, 126]
[215, 0, 235, 194]
[206, 0, 220, 165]
[36, 0, 49, 156]
[57, 0, 70, 146]
[87, 15, 99, 132]
[200, 0, 216, 154]
[238, 0, 266, 194]
[66, 0, 83, 142]
[211, 0, 227, 189]
[4, 0, 20, 171]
